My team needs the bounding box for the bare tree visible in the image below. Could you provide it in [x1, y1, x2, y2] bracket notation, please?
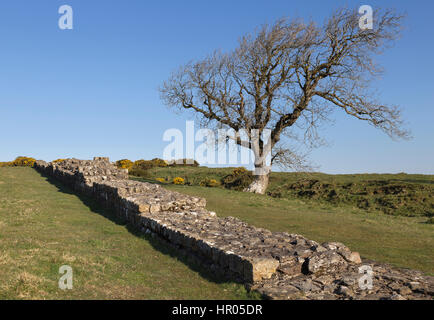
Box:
[160, 8, 409, 194]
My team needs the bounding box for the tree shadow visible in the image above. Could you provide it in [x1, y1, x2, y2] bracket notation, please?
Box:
[35, 171, 253, 292]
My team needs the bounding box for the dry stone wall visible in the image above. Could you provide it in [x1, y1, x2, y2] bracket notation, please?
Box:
[34, 158, 433, 300]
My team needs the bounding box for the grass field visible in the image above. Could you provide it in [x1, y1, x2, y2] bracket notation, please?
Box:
[144, 166, 434, 218]
[0, 167, 257, 300]
[161, 184, 434, 275]
[1, 166, 433, 300]
[134, 166, 434, 275]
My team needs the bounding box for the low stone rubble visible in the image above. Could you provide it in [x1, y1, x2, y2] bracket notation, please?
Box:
[34, 158, 434, 300]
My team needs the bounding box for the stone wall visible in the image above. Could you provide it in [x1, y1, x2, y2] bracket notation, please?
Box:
[34, 158, 433, 300]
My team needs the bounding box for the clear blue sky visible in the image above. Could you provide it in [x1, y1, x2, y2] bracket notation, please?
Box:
[0, 0, 433, 174]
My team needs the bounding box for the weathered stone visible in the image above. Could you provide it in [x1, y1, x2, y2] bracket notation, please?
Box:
[409, 281, 422, 291]
[340, 273, 361, 287]
[346, 252, 362, 264]
[390, 293, 406, 300]
[399, 286, 413, 296]
[292, 278, 315, 292]
[322, 242, 346, 251]
[307, 251, 347, 274]
[277, 257, 303, 276]
[313, 274, 334, 286]
[243, 257, 280, 283]
[33, 158, 434, 301]
[138, 203, 150, 213]
[336, 285, 353, 297]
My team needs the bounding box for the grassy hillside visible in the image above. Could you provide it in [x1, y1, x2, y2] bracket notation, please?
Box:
[143, 166, 434, 219]
[0, 167, 257, 299]
[159, 184, 434, 275]
[1, 166, 432, 301]
[132, 166, 434, 274]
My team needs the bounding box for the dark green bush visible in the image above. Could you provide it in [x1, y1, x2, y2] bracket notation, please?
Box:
[221, 167, 254, 191]
[129, 167, 150, 178]
[133, 160, 154, 170]
[150, 158, 169, 167]
[199, 178, 220, 187]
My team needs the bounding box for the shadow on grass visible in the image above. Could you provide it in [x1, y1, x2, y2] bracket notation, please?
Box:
[36, 171, 253, 292]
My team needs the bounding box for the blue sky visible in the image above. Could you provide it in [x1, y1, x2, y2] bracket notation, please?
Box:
[0, 0, 433, 173]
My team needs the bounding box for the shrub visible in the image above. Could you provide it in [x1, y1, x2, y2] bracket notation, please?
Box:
[11, 156, 36, 167]
[173, 177, 185, 185]
[133, 160, 154, 170]
[129, 167, 150, 178]
[115, 159, 134, 170]
[151, 158, 169, 167]
[156, 177, 166, 183]
[0, 162, 11, 167]
[233, 167, 248, 176]
[123, 158, 169, 178]
[52, 159, 66, 163]
[221, 167, 254, 191]
[199, 178, 220, 187]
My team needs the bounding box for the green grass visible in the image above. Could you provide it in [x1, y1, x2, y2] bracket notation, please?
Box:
[144, 165, 434, 187]
[145, 166, 434, 218]
[1, 166, 433, 300]
[0, 167, 258, 300]
[158, 184, 433, 275]
[133, 166, 434, 275]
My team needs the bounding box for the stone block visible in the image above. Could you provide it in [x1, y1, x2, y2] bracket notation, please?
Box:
[243, 257, 280, 283]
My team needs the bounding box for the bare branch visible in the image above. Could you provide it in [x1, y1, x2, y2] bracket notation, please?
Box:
[160, 7, 409, 193]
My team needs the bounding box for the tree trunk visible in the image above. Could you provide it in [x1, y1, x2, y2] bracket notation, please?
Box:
[244, 173, 270, 194]
[244, 161, 270, 194]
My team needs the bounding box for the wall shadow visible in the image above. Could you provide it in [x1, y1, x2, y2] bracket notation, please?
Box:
[35, 171, 252, 292]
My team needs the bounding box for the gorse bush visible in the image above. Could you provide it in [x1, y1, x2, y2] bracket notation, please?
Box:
[131, 158, 165, 169]
[115, 159, 167, 178]
[199, 178, 220, 187]
[11, 157, 36, 167]
[0, 157, 36, 168]
[173, 177, 185, 185]
[133, 158, 169, 170]
[221, 167, 254, 191]
[117, 158, 197, 179]
[233, 167, 248, 176]
[150, 158, 169, 167]
[133, 160, 154, 170]
[52, 159, 66, 164]
[115, 159, 134, 170]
